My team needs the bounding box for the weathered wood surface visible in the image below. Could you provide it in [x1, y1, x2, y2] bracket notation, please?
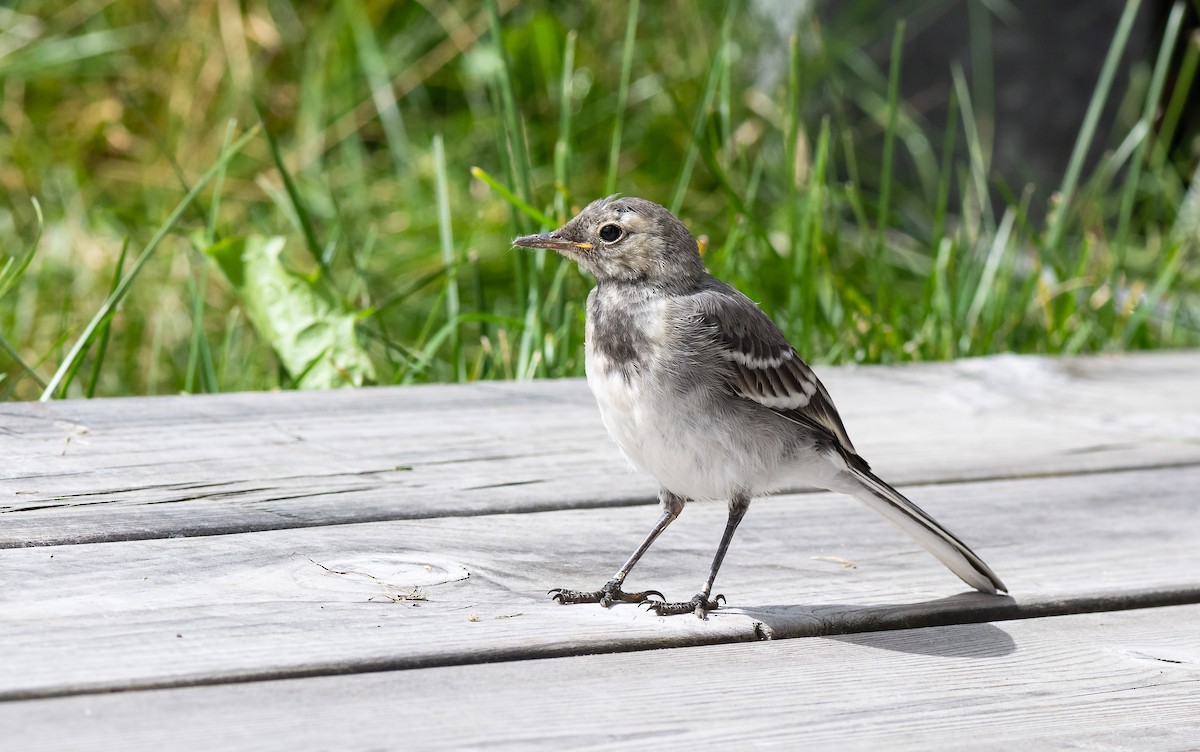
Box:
[3, 464, 1199, 700]
[2, 350, 1199, 749]
[8, 605, 1199, 752]
[2, 351, 1198, 547]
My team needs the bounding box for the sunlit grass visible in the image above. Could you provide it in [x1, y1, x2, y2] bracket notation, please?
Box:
[0, 0, 1197, 400]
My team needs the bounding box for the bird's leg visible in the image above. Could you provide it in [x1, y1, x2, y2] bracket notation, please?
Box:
[550, 490, 685, 607]
[647, 494, 750, 618]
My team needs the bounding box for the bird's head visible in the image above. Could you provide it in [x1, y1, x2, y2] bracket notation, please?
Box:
[511, 196, 705, 288]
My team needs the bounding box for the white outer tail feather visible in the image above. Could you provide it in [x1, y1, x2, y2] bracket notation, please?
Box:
[847, 467, 1007, 595]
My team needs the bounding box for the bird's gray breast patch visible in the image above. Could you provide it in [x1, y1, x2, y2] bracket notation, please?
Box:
[589, 291, 649, 374]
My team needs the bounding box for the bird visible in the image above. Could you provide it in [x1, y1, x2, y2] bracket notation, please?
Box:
[511, 195, 1006, 617]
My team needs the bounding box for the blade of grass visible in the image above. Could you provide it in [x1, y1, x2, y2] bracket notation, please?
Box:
[5, 325, 73, 399]
[1172, 161, 1200, 247]
[184, 119, 238, 394]
[370, 275, 450, 324]
[546, 30, 578, 369]
[0, 198, 43, 302]
[206, 119, 237, 245]
[433, 133, 464, 381]
[1120, 240, 1185, 347]
[981, 188, 1033, 350]
[1114, 0, 1185, 258]
[1093, 120, 1150, 190]
[0, 25, 148, 78]
[471, 163, 552, 378]
[540, 257, 578, 373]
[284, 345, 333, 390]
[792, 116, 831, 341]
[470, 167, 555, 228]
[873, 20, 906, 314]
[931, 88, 960, 249]
[1045, 0, 1143, 251]
[669, 6, 735, 214]
[84, 238, 130, 398]
[930, 236, 956, 357]
[604, 0, 639, 196]
[39, 124, 260, 401]
[0, 334, 47, 392]
[553, 30, 577, 220]
[838, 48, 942, 204]
[805, 118, 832, 354]
[182, 253, 209, 394]
[401, 286, 451, 383]
[200, 122, 237, 391]
[967, 0, 994, 163]
[689, 121, 778, 258]
[520, 29, 579, 379]
[484, 0, 533, 213]
[960, 206, 1016, 354]
[786, 34, 801, 267]
[717, 20, 733, 169]
[215, 307, 244, 390]
[256, 100, 329, 278]
[875, 19, 905, 254]
[1150, 27, 1199, 171]
[951, 62, 995, 241]
[339, 0, 409, 174]
[480, 0, 541, 378]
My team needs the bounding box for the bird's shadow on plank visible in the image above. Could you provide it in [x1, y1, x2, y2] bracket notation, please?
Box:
[828, 621, 1016, 658]
[730, 592, 1020, 658]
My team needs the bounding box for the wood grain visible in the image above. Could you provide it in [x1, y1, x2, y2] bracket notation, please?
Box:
[3, 352, 1199, 547]
[6, 605, 1199, 751]
[2, 351, 1199, 749]
[2, 464, 1198, 700]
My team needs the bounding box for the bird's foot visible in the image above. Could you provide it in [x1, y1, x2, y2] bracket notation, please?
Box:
[549, 579, 664, 608]
[643, 592, 726, 618]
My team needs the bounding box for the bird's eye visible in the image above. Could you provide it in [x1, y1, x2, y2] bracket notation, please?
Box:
[599, 224, 623, 243]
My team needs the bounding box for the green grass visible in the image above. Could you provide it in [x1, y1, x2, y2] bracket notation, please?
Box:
[0, 1, 1197, 400]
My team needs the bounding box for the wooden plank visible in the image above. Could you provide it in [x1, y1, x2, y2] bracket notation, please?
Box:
[6, 605, 1199, 751]
[2, 464, 1198, 699]
[2, 351, 1199, 547]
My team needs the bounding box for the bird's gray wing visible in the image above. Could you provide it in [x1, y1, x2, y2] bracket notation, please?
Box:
[693, 285, 860, 458]
[690, 284, 1009, 594]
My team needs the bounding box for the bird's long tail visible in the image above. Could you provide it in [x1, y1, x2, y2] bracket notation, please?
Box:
[845, 465, 1006, 594]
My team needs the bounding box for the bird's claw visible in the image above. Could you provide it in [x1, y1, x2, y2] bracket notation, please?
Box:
[643, 592, 725, 618]
[548, 588, 594, 605]
[549, 583, 662, 608]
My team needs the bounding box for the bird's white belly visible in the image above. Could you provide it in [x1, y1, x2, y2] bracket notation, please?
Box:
[586, 361, 780, 501]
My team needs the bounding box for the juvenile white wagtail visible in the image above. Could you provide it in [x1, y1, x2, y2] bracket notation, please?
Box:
[512, 196, 1006, 617]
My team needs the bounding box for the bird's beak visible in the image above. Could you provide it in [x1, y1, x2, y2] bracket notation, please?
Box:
[511, 232, 593, 252]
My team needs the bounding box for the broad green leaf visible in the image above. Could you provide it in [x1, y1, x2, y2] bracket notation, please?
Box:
[205, 236, 375, 389]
